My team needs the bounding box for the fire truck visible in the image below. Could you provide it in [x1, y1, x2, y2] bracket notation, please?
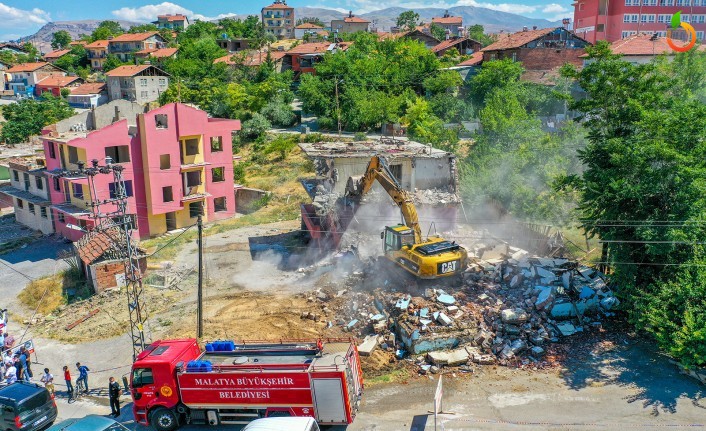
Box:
[130, 338, 364, 431]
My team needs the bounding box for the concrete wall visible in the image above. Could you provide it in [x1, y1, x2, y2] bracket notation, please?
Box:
[13, 199, 53, 234]
[9, 170, 49, 200]
[108, 76, 169, 105]
[235, 187, 268, 214]
[51, 100, 145, 134]
[330, 20, 369, 33]
[88, 257, 146, 293]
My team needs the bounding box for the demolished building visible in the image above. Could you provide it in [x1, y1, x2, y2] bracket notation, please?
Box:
[298, 139, 461, 249]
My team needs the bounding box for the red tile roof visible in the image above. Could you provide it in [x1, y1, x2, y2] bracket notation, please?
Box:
[295, 23, 324, 29]
[70, 82, 106, 95]
[597, 33, 706, 56]
[457, 51, 483, 66]
[105, 65, 153, 77]
[432, 16, 462, 25]
[263, 2, 293, 9]
[482, 27, 556, 52]
[110, 32, 160, 42]
[6, 62, 52, 72]
[36, 76, 82, 87]
[431, 37, 469, 53]
[75, 227, 124, 265]
[343, 16, 369, 23]
[286, 42, 352, 55]
[44, 49, 71, 59]
[85, 40, 109, 49]
[158, 14, 187, 21]
[135, 47, 178, 58]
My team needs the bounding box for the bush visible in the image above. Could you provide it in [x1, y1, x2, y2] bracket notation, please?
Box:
[354, 132, 367, 141]
[261, 100, 296, 127]
[317, 116, 335, 131]
[302, 132, 325, 143]
[231, 132, 242, 153]
[264, 135, 298, 161]
[241, 113, 271, 140]
[233, 163, 246, 184]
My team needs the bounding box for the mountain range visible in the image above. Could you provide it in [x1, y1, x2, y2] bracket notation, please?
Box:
[18, 6, 564, 53]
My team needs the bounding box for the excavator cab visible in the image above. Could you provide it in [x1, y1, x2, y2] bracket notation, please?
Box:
[382, 225, 416, 253]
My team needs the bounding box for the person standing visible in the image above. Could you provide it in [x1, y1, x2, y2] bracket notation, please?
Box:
[75, 362, 89, 393]
[19, 348, 31, 382]
[13, 356, 22, 382]
[40, 368, 54, 394]
[5, 362, 16, 385]
[63, 366, 73, 398]
[108, 377, 121, 417]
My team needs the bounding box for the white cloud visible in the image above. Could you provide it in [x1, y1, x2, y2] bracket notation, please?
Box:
[339, 0, 571, 17]
[0, 3, 51, 35]
[542, 3, 568, 14]
[112, 2, 193, 22]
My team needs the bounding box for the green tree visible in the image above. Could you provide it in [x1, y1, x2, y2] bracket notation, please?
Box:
[128, 24, 159, 33]
[403, 98, 459, 152]
[91, 21, 124, 41]
[430, 23, 446, 41]
[469, 58, 524, 105]
[241, 113, 271, 140]
[51, 30, 72, 50]
[468, 24, 496, 46]
[103, 54, 128, 72]
[396, 10, 420, 31]
[1, 95, 75, 145]
[296, 17, 325, 27]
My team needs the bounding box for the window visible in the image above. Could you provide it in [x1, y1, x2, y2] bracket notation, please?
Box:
[184, 138, 199, 156]
[72, 183, 83, 199]
[28, 203, 35, 214]
[105, 145, 130, 163]
[155, 114, 168, 129]
[58, 212, 65, 223]
[579, 2, 585, 9]
[53, 177, 60, 191]
[16, 198, 23, 209]
[644, 0, 657, 4]
[12, 170, 18, 182]
[140, 79, 147, 87]
[23, 173, 30, 190]
[663, 0, 674, 4]
[48, 142, 56, 159]
[158, 78, 166, 85]
[623, 14, 639, 23]
[698, 31, 705, 40]
[658, 14, 672, 23]
[160, 154, 171, 169]
[694, 15, 705, 24]
[162, 186, 173, 202]
[185, 171, 201, 187]
[212, 167, 225, 182]
[68, 146, 79, 164]
[35, 176, 43, 190]
[109, 180, 134, 199]
[596, 23, 605, 32]
[132, 368, 154, 387]
[677, 0, 690, 5]
[214, 197, 227, 212]
[641, 14, 656, 23]
[189, 202, 203, 218]
[40, 207, 47, 218]
[210, 136, 223, 152]
[140, 91, 149, 98]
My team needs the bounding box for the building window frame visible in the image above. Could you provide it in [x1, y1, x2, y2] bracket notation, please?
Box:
[212, 167, 225, 183]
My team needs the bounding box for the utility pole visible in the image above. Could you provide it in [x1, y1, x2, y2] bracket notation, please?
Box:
[197, 214, 203, 339]
[335, 79, 342, 139]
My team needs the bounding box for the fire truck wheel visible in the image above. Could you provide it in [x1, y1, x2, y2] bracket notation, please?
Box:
[150, 407, 178, 431]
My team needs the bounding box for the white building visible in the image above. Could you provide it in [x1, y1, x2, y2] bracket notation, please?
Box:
[1, 158, 53, 234]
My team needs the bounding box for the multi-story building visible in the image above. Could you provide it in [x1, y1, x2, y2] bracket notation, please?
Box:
[35, 76, 83, 97]
[573, 0, 706, 43]
[42, 102, 240, 241]
[1, 158, 53, 234]
[294, 23, 326, 39]
[85, 40, 109, 71]
[105, 64, 170, 105]
[154, 14, 190, 30]
[43, 49, 71, 64]
[67, 82, 108, 109]
[432, 10, 464, 35]
[108, 32, 167, 62]
[262, 0, 295, 39]
[331, 11, 370, 34]
[5, 62, 66, 97]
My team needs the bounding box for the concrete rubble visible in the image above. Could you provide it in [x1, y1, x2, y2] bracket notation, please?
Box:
[304, 242, 620, 373]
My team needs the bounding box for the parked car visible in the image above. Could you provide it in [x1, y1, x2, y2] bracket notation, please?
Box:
[242, 417, 320, 431]
[46, 415, 129, 431]
[0, 382, 57, 431]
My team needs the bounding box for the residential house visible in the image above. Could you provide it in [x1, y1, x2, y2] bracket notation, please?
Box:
[432, 11, 464, 36]
[5, 62, 66, 97]
[0, 43, 28, 55]
[217, 38, 255, 52]
[481, 27, 589, 71]
[448, 51, 484, 83]
[85, 40, 109, 71]
[262, 0, 295, 39]
[214, 50, 287, 72]
[295, 23, 326, 40]
[1, 158, 53, 234]
[68, 82, 108, 108]
[108, 32, 167, 62]
[42, 102, 240, 241]
[43, 49, 71, 64]
[583, 33, 706, 65]
[431, 37, 482, 57]
[285, 42, 352, 76]
[154, 14, 190, 30]
[134, 47, 179, 64]
[574, 0, 706, 43]
[69, 41, 87, 47]
[105, 64, 170, 105]
[379, 29, 440, 49]
[35, 75, 83, 97]
[331, 11, 370, 35]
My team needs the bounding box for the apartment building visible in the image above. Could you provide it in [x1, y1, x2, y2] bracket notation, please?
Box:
[105, 64, 170, 105]
[262, 0, 295, 39]
[108, 32, 167, 62]
[41, 102, 240, 241]
[5, 62, 66, 97]
[432, 10, 464, 35]
[331, 11, 370, 34]
[1, 158, 53, 234]
[154, 14, 190, 30]
[85, 40, 109, 71]
[574, 0, 706, 43]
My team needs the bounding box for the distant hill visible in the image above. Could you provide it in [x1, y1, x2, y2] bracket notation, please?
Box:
[17, 20, 140, 54]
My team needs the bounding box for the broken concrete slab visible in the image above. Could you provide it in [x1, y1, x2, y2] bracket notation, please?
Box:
[501, 308, 529, 323]
[556, 322, 576, 336]
[427, 348, 470, 366]
[437, 312, 453, 326]
[437, 292, 456, 305]
[550, 297, 599, 319]
[535, 287, 554, 310]
[358, 335, 379, 356]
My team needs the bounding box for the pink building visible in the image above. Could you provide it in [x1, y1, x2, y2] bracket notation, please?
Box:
[42, 102, 240, 241]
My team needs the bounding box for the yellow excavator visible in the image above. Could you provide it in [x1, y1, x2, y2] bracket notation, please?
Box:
[346, 155, 468, 280]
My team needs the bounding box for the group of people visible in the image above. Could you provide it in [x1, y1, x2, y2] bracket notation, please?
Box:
[2, 345, 33, 384]
[40, 363, 121, 417]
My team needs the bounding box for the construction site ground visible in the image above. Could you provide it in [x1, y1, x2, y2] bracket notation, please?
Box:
[5, 220, 705, 430]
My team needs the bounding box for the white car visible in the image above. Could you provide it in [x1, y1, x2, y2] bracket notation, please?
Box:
[243, 417, 320, 431]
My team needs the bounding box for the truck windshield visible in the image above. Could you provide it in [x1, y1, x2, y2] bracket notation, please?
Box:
[132, 368, 154, 387]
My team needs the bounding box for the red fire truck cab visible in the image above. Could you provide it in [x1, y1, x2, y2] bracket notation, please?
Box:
[130, 338, 364, 431]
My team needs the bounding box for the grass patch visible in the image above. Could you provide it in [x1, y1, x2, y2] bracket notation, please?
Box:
[366, 368, 410, 385]
[19, 275, 67, 315]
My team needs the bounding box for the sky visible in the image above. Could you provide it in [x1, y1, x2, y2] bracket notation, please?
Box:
[0, 0, 574, 41]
